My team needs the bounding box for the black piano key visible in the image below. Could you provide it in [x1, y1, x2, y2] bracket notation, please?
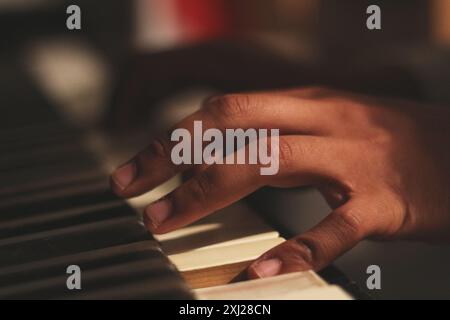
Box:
[0, 131, 82, 153]
[0, 137, 82, 157]
[70, 274, 193, 300]
[0, 127, 79, 148]
[0, 121, 79, 143]
[0, 240, 190, 299]
[0, 180, 113, 213]
[0, 240, 193, 299]
[0, 143, 94, 171]
[0, 170, 105, 199]
[0, 60, 194, 300]
[0, 121, 87, 167]
[0, 161, 104, 191]
[0, 240, 161, 284]
[0, 217, 151, 267]
[0, 151, 97, 173]
[0, 200, 131, 239]
[2, 262, 191, 300]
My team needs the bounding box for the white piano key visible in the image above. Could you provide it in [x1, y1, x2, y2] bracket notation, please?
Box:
[194, 271, 338, 300]
[156, 202, 279, 255]
[169, 237, 285, 272]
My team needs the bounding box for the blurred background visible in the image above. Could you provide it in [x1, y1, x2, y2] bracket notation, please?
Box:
[1, 0, 449, 299]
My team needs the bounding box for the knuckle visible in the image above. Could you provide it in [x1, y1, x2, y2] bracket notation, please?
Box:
[334, 208, 365, 239]
[149, 137, 171, 158]
[208, 94, 253, 118]
[327, 97, 353, 112]
[374, 192, 409, 236]
[278, 138, 310, 172]
[278, 139, 295, 167]
[369, 127, 393, 147]
[291, 233, 341, 269]
[289, 237, 315, 266]
[188, 171, 213, 203]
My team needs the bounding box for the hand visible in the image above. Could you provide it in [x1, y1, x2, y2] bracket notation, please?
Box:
[110, 87, 450, 279]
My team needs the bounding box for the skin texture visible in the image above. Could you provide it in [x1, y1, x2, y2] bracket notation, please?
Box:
[111, 87, 450, 280]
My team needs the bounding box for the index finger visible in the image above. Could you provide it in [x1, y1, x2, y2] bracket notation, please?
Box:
[110, 92, 331, 198]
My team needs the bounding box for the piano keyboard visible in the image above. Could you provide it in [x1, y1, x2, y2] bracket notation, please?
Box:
[127, 188, 350, 299]
[0, 123, 194, 299]
[0, 62, 351, 300]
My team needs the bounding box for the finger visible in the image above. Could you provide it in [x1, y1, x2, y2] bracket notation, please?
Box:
[247, 197, 379, 279]
[255, 86, 335, 100]
[143, 159, 263, 234]
[202, 93, 337, 134]
[143, 136, 345, 234]
[270, 136, 349, 187]
[110, 91, 339, 198]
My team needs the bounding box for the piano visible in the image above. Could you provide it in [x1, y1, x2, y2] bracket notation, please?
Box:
[0, 56, 362, 300]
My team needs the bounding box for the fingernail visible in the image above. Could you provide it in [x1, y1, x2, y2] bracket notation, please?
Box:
[112, 162, 137, 190]
[145, 198, 172, 229]
[252, 258, 282, 278]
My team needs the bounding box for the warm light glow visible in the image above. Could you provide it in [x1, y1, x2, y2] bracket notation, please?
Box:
[433, 0, 450, 45]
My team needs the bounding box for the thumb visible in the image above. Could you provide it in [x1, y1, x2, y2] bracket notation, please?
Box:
[247, 199, 377, 279]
